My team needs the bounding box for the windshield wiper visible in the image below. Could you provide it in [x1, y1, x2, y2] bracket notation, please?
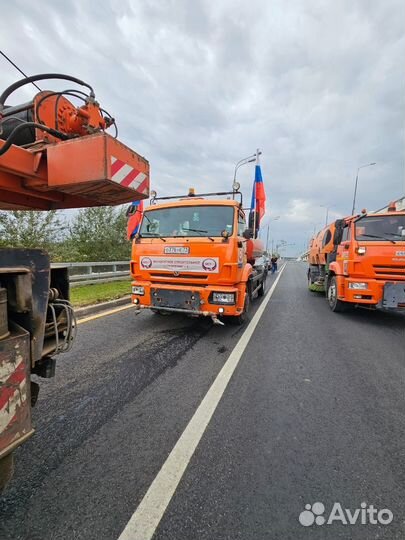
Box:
[384, 232, 405, 239]
[181, 227, 214, 241]
[140, 232, 166, 242]
[360, 234, 396, 244]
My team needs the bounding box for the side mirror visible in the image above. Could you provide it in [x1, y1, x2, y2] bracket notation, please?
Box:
[248, 211, 259, 236]
[243, 229, 253, 239]
[126, 204, 137, 217]
[333, 219, 345, 245]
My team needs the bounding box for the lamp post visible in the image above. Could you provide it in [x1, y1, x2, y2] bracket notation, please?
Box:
[351, 162, 376, 215]
[233, 151, 262, 186]
[266, 216, 280, 252]
[275, 239, 287, 254]
[320, 205, 333, 226]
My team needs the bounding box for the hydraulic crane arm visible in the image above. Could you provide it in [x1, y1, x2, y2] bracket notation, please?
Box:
[0, 73, 149, 210]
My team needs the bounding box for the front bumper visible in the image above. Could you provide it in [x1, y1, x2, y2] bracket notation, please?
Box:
[131, 281, 243, 316]
[342, 278, 405, 309]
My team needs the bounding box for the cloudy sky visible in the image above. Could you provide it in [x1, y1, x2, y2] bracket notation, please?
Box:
[1, 0, 404, 255]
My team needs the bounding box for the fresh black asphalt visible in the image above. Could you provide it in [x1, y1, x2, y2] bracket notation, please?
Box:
[1, 263, 404, 540]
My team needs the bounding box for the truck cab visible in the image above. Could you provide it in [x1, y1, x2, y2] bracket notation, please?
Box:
[308, 205, 405, 312]
[130, 192, 266, 323]
[328, 211, 405, 310]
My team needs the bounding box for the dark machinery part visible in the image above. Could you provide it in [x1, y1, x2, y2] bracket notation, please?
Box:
[0, 287, 9, 339]
[0, 73, 117, 154]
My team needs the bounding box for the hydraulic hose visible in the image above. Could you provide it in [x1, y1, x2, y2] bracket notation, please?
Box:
[0, 74, 95, 111]
[0, 122, 69, 156]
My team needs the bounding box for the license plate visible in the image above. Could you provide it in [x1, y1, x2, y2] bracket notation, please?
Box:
[151, 288, 200, 310]
[164, 247, 190, 254]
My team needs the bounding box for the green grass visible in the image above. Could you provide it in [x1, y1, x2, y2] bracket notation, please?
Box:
[70, 280, 131, 307]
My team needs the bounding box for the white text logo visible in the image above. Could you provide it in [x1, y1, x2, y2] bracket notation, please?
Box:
[298, 502, 393, 527]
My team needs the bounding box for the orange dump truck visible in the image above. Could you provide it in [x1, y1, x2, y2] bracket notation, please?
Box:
[129, 189, 267, 324]
[308, 202, 405, 312]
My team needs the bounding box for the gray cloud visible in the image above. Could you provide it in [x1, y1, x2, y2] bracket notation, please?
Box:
[1, 0, 404, 255]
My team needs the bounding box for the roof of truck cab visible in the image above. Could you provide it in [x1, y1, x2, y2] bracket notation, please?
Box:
[145, 198, 242, 211]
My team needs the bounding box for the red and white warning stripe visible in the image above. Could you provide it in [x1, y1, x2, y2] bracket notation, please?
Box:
[0, 352, 28, 438]
[110, 157, 148, 195]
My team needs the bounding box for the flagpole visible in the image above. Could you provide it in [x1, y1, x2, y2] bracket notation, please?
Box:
[252, 148, 260, 239]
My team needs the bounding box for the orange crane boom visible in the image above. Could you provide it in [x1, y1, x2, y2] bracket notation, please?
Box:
[0, 73, 149, 210]
[0, 73, 149, 490]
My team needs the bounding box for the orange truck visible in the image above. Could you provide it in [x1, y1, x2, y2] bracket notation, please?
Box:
[308, 202, 405, 312]
[0, 73, 149, 489]
[129, 188, 267, 325]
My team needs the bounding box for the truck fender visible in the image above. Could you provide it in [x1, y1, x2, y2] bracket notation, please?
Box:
[328, 261, 340, 276]
[326, 262, 346, 300]
[236, 263, 253, 310]
[240, 263, 254, 286]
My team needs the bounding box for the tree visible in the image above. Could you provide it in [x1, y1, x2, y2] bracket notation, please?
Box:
[0, 210, 65, 256]
[65, 206, 130, 261]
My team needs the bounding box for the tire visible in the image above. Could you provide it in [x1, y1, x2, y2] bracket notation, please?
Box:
[233, 290, 251, 325]
[258, 276, 266, 297]
[307, 269, 313, 288]
[0, 453, 14, 493]
[327, 276, 348, 312]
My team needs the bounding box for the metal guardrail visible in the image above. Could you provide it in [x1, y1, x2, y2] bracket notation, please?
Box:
[51, 261, 130, 287]
[297, 250, 309, 261]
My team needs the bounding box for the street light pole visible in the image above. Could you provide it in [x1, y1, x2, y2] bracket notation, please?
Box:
[320, 205, 333, 226]
[233, 151, 262, 185]
[351, 162, 376, 215]
[265, 216, 280, 252]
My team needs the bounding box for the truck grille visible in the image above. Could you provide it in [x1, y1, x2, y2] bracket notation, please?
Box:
[373, 265, 405, 281]
[150, 272, 208, 280]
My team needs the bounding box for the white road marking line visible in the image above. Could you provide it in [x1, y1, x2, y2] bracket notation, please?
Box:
[117, 264, 287, 540]
[77, 304, 135, 325]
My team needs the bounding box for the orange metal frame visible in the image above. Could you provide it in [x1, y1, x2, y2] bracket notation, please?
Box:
[0, 133, 149, 210]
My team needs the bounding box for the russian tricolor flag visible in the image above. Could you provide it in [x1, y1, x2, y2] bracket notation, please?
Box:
[127, 199, 144, 239]
[250, 150, 266, 230]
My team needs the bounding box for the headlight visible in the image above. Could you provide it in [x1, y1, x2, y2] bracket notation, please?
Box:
[132, 285, 145, 295]
[348, 282, 368, 290]
[356, 246, 367, 255]
[212, 292, 235, 304]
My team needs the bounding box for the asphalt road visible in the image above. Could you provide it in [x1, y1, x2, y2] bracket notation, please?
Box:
[1, 262, 404, 540]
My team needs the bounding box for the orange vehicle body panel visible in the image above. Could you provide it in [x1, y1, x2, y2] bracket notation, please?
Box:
[130, 198, 254, 317]
[0, 133, 149, 210]
[309, 222, 337, 266]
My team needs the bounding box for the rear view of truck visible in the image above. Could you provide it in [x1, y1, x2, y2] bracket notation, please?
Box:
[0, 250, 75, 489]
[0, 73, 149, 489]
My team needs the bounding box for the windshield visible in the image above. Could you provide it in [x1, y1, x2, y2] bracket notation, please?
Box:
[355, 215, 405, 241]
[140, 205, 234, 238]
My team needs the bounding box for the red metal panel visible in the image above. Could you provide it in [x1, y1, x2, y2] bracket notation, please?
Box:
[0, 325, 32, 458]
